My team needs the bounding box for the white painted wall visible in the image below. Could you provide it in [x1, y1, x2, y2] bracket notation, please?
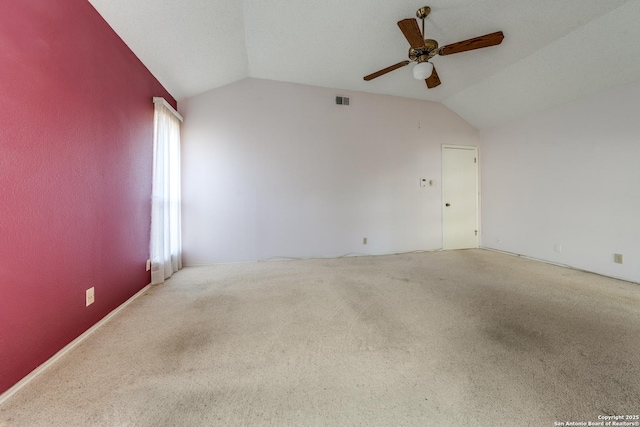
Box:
[179, 78, 480, 264]
[479, 80, 640, 283]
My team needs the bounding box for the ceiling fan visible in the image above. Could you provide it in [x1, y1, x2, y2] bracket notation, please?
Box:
[363, 6, 504, 89]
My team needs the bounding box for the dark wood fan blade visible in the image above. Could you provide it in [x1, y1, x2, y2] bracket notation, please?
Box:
[363, 61, 410, 81]
[397, 19, 425, 48]
[439, 31, 504, 56]
[425, 65, 441, 88]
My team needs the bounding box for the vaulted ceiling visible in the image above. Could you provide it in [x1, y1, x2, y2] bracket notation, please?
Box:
[88, 0, 640, 129]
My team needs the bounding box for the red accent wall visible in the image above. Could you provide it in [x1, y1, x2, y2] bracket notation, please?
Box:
[0, 0, 176, 394]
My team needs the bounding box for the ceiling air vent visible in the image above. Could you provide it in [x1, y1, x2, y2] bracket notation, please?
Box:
[336, 96, 350, 106]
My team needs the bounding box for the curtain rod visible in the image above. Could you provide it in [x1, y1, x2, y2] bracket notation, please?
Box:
[153, 97, 184, 122]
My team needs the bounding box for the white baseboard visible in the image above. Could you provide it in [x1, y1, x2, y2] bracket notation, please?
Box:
[0, 283, 153, 406]
[480, 246, 638, 285]
[184, 248, 444, 267]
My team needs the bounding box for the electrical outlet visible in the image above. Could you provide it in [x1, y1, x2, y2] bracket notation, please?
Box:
[363, 237, 368, 245]
[86, 287, 95, 307]
[554, 244, 562, 253]
[614, 253, 623, 264]
[146, 259, 151, 271]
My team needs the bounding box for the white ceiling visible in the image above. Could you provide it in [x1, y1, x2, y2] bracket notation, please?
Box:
[88, 0, 640, 130]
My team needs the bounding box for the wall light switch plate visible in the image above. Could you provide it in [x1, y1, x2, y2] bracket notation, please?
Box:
[86, 287, 95, 307]
[420, 178, 427, 188]
[146, 259, 151, 271]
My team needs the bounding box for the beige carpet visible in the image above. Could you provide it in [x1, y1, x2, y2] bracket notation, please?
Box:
[1, 249, 639, 426]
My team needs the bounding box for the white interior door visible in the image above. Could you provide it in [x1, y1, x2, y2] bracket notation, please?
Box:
[442, 145, 478, 250]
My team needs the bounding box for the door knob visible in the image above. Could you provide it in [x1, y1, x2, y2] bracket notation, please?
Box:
[445, 203, 450, 207]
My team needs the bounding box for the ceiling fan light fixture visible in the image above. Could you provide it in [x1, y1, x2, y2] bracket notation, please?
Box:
[413, 61, 433, 80]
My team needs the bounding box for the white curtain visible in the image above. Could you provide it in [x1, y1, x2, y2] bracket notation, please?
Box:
[150, 97, 183, 284]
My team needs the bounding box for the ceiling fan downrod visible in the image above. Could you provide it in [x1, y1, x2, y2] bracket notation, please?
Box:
[416, 6, 431, 37]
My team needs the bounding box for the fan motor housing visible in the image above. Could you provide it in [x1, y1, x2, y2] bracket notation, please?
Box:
[409, 39, 439, 62]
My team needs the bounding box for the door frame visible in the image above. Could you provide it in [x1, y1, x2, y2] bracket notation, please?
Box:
[441, 144, 479, 250]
